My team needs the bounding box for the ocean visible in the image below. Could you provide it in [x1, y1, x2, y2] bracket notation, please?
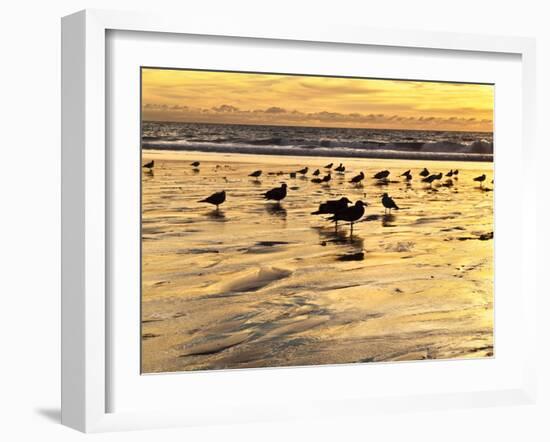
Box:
[142, 121, 493, 162]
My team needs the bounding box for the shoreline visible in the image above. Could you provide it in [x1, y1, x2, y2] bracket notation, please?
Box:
[142, 144, 493, 163]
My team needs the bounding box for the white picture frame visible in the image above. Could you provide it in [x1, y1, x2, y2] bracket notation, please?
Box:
[61, 9, 538, 433]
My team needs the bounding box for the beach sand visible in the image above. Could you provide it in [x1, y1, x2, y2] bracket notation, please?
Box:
[141, 150, 494, 373]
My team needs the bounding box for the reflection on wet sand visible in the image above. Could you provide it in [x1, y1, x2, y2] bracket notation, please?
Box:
[141, 151, 494, 373]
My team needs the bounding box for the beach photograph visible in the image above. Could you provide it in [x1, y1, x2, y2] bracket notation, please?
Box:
[140, 68, 494, 374]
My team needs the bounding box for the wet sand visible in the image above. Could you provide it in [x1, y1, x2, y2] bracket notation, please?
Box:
[141, 150, 494, 373]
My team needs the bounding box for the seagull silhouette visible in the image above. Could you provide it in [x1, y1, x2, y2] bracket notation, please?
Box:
[328, 200, 368, 236]
[249, 170, 262, 178]
[373, 170, 390, 180]
[334, 163, 345, 173]
[191, 161, 200, 168]
[419, 168, 430, 177]
[199, 190, 226, 209]
[324, 162, 333, 169]
[311, 197, 352, 215]
[422, 172, 443, 187]
[263, 183, 288, 202]
[350, 171, 365, 184]
[381, 193, 399, 213]
[143, 160, 154, 169]
[296, 167, 308, 175]
[312, 169, 321, 176]
[473, 174, 486, 188]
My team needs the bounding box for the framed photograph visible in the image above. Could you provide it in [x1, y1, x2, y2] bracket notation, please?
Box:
[61, 9, 538, 432]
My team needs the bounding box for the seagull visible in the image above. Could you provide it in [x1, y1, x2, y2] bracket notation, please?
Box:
[249, 170, 262, 178]
[312, 169, 321, 176]
[350, 171, 365, 184]
[402, 170, 412, 181]
[289, 172, 297, 178]
[445, 170, 454, 177]
[422, 172, 443, 187]
[296, 167, 309, 175]
[334, 163, 345, 173]
[381, 193, 399, 214]
[373, 170, 390, 180]
[143, 160, 154, 169]
[453, 169, 459, 175]
[473, 174, 486, 188]
[419, 168, 430, 177]
[312, 173, 331, 184]
[322, 173, 332, 183]
[191, 161, 200, 168]
[324, 162, 333, 169]
[311, 197, 352, 215]
[328, 200, 368, 236]
[199, 190, 226, 209]
[263, 183, 288, 202]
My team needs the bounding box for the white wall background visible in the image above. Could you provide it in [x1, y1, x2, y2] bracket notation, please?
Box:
[0, 1, 548, 440]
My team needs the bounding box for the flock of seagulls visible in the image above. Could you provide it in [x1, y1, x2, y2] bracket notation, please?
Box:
[143, 160, 491, 238]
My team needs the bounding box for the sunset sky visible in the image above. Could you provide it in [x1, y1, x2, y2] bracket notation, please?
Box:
[142, 68, 494, 132]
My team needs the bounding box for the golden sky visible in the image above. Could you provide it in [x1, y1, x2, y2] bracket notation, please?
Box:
[142, 68, 494, 132]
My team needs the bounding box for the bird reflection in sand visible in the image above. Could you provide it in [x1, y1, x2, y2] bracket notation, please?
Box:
[265, 203, 287, 218]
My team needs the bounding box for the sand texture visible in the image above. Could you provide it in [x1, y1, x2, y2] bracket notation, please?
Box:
[141, 150, 494, 373]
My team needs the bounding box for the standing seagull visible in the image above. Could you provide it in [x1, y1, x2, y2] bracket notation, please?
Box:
[249, 170, 262, 178]
[328, 200, 368, 236]
[445, 170, 454, 177]
[453, 169, 459, 176]
[350, 171, 365, 184]
[191, 161, 200, 168]
[311, 197, 352, 215]
[401, 170, 412, 181]
[296, 167, 309, 176]
[263, 183, 288, 202]
[143, 160, 154, 169]
[373, 170, 390, 180]
[324, 162, 333, 169]
[312, 169, 321, 176]
[381, 193, 399, 214]
[419, 168, 430, 177]
[322, 173, 332, 184]
[422, 172, 443, 187]
[473, 174, 486, 188]
[334, 163, 346, 173]
[199, 190, 226, 210]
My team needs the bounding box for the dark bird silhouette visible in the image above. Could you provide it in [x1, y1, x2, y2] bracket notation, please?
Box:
[263, 183, 287, 202]
[143, 160, 154, 169]
[249, 170, 262, 178]
[445, 170, 454, 177]
[199, 190, 226, 209]
[328, 200, 368, 236]
[334, 163, 345, 173]
[311, 176, 324, 184]
[373, 170, 390, 180]
[419, 168, 430, 177]
[381, 193, 399, 213]
[402, 170, 412, 181]
[322, 173, 332, 183]
[312, 169, 321, 176]
[191, 161, 200, 168]
[297, 167, 308, 175]
[311, 197, 352, 215]
[289, 172, 297, 178]
[453, 169, 459, 175]
[350, 171, 365, 184]
[324, 162, 333, 169]
[422, 172, 443, 187]
[473, 174, 486, 188]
